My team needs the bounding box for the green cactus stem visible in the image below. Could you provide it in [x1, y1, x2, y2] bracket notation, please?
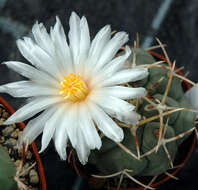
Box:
[0, 145, 17, 190]
[89, 128, 148, 176]
[140, 122, 177, 176]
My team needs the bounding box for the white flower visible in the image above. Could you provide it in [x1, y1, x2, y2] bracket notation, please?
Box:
[0, 12, 148, 164]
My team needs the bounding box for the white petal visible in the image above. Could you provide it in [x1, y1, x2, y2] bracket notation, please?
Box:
[22, 106, 56, 144]
[88, 103, 124, 142]
[94, 32, 128, 70]
[185, 85, 198, 110]
[4, 96, 63, 125]
[75, 105, 93, 165]
[40, 105, 64, 152]
[50, 16, 73, 72]
[75, 129, 90, 165]
[88, 46, 131, 87]
[93, 95, 140, 124]
[0, 81, 59, 97]
[63, 104, 79, 148]
[101, 68, 148, 86]
[68, 12, 81, 65]
[88, 25, 111, 66]
[3, 61, 59, 86]
[101, 46, 131, 77]
[16, 38, 60, 79]
[101, 86, 146, 100]
[79, 16, 90, 64]
[32, 22, 54, 54]
[54, 109, 69, 160]
[78, 105, 101, 150]
[53, 103, 101, 164]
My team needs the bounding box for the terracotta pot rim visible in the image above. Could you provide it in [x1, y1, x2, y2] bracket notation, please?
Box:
[0, 96, 47, 190]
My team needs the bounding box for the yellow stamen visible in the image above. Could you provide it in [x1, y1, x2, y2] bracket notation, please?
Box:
[59, 73, 88, 102]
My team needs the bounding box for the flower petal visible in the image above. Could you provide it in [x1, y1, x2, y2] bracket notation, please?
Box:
[75, 129, 90, 165]
[22, 106, 56, 145]
[101, 86, 146, 100]
[0, 81, 59, 97]
[64, 105, 78, 148]
[101, 46, 131, 77]
[68, 12, 81, 65]
[3, 61, 59, 86]
[32, 22, 54, 54]
[78, 105, 101, 150]
[4, 96, 63, 125]
[94, 31, 128, 70]
[88, 103, 124, 142]
[16, 38, 61, 79]
[54, 110, 69, 160]
[75, 105, 93, 165]
[93, 95, 140, 124]
[88, 25, 111, 66]
[101, 68, 148, 86]
[79, 16, 90, 65]
[40, 105, 65, 153]
[50, 16, 73, 72]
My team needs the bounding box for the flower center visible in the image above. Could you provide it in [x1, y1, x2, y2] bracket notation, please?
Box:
[59, 73, 88, 102]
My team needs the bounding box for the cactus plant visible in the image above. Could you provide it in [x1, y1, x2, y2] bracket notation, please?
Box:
[80, 41, 198, 189]
[0, 11, 196, 189]
[0, 145, 17, 190]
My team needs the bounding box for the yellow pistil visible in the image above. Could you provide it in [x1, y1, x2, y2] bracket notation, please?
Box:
[59, 73, 88, 102]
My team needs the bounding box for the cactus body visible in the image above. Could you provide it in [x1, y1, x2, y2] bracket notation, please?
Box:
[87, 48, 196, 178]
[140, 122, 177, 176]
[0, 145, 17, 190]
[89, 128, 147, 176]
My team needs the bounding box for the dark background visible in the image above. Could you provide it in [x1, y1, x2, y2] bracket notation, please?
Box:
[0, 0, 198, 189]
